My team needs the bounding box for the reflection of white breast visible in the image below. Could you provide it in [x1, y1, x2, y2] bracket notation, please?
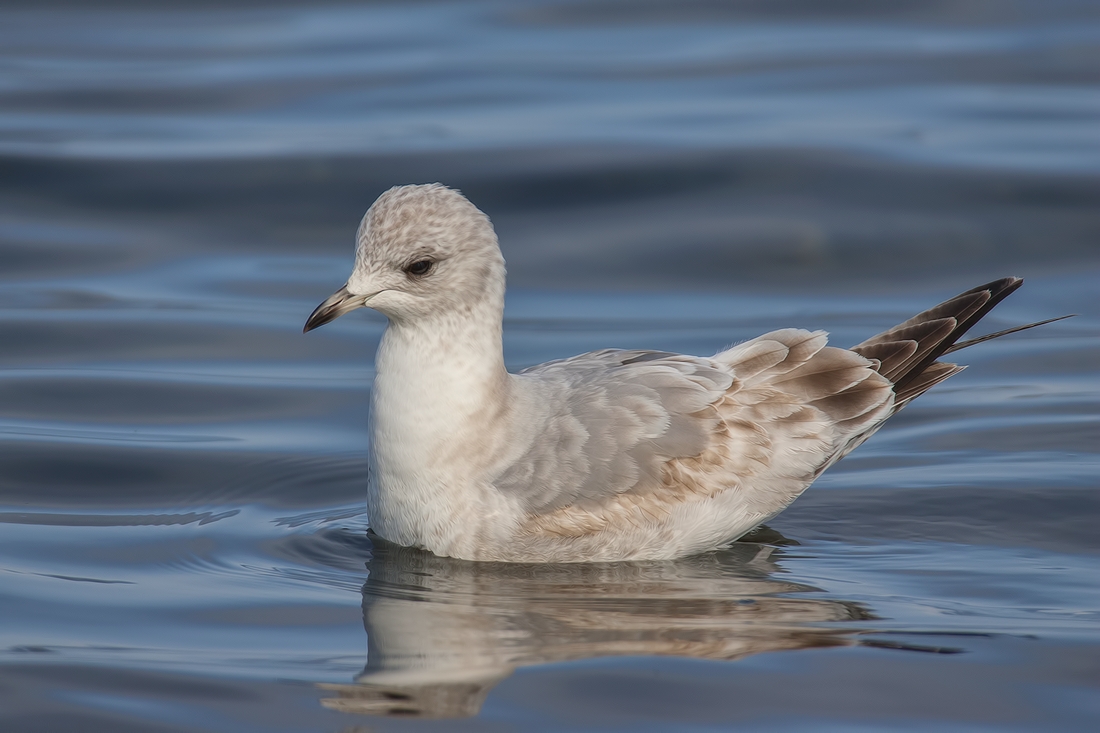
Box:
[318, 541, 869, 719]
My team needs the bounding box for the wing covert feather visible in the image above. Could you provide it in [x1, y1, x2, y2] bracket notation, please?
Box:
[498, 350, 732, 512]
[498, 331, 896, 545]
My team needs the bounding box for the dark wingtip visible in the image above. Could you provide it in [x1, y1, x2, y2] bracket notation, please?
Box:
[890, 277, 1027, 394]
[853, 276, 1064, 407]
[920, 276, 1024, 353]
[957, 276, 1023, 300]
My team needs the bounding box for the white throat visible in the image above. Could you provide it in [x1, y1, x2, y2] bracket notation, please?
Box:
[366, 293, 513, 552]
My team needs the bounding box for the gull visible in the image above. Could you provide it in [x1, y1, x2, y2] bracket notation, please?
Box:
[304, 183, 1064, 563]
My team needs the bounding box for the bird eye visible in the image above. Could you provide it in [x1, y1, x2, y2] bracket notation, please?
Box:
[405, 259, 434, 277]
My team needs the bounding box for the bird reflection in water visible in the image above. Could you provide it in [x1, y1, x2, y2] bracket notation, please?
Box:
[319, 529, 877, 719]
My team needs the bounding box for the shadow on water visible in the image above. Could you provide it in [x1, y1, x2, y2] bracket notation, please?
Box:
[320, 530, 882, 719]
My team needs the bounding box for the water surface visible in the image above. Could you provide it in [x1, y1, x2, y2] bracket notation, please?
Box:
[1, 1, 1098, 731]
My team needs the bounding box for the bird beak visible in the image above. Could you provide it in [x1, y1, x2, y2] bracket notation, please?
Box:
[303, 285, 366, 333]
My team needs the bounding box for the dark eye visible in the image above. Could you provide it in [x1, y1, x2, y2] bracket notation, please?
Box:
[405, 259, 434, 277]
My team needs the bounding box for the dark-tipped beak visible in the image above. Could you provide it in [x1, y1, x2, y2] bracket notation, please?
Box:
[303, 285, 365, 333]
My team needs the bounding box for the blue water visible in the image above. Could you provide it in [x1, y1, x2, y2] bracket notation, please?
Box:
[1, 2, 1098, 731]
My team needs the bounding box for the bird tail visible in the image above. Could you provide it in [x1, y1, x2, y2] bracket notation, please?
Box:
[850, 277, 1070, 406]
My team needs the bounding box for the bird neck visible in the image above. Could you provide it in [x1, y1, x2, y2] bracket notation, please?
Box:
[367, 297, 513, 553]
[371, 296, 510, 464]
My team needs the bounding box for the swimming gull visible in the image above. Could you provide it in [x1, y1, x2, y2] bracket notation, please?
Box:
[305, 183, 1062, 563]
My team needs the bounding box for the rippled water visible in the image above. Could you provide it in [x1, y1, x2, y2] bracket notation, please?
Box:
[2, 2, 1099, 731]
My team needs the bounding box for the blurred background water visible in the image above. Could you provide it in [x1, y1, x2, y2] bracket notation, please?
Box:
[1, 1, 1098, 731]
